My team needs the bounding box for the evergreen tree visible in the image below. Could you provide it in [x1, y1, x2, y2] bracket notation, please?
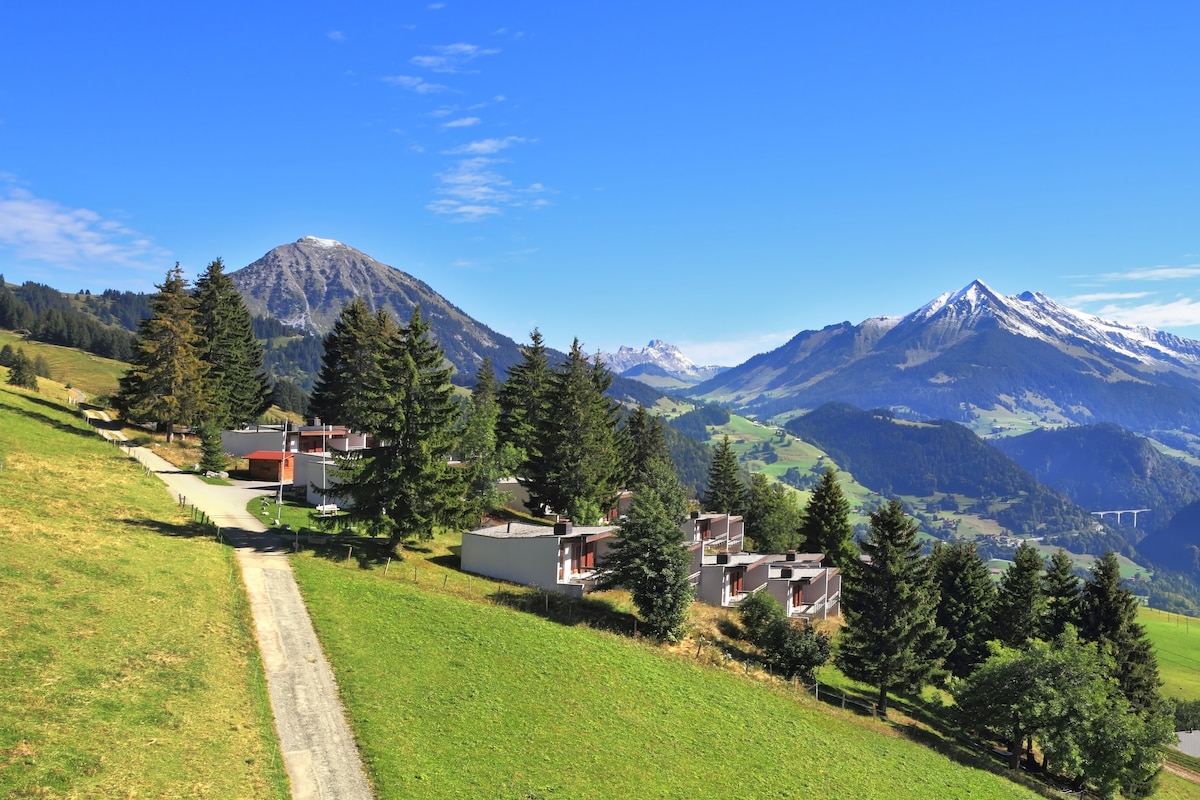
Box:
[198, 422, 228, 473]
[309, 298, 393, 431]
[193, 258, 271, 427]
[459, 358, 522, 521]
[496, 328, 552, 463]
[929, 539, 995, 678]
[597, 487, 694, 641]
[621, 405, 688, 521]
[1041, 548, 1081, 641]
[6, 347, 38, 389]
[114, 266, 207, 442]
[835, 500, 948, 717]
[32, 354, 51, 380]
[743, 472, 802, 552]
[0, 343, 14, 367]
[702, 435, 744, 514]
[523, 340, 620, 522]
[333, 307, 464, 553]
[1080, 551, 1162, 710]
[990, 541, 1046, 649]
[797, 467, 857, 566]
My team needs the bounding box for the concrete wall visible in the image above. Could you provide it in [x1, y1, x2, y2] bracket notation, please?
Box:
[461, 533, 560, 591]
[222, 430, 288, 457]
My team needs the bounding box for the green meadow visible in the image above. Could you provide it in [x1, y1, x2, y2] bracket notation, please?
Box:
[0, 330, 126, 399]
[1141, 607, 1200, 702]
[0, 382, 287, 798]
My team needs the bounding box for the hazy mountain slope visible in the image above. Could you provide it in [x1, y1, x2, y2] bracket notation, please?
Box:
[691, 280, 1200, 441]
[993, 424, 1200, 537]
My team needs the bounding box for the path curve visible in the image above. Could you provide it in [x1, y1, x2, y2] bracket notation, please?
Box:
[88, 413, 373, 800]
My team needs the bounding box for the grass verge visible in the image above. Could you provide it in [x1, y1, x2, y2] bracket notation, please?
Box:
[0, 384, 288, 798]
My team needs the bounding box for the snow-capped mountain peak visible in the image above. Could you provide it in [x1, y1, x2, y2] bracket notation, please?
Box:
[599, 340, 727, 385]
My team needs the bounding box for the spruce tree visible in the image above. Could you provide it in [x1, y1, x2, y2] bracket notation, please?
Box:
[523, 340, 620, 522]
[929, 539, 995, 678]
[743, 472, 802, 552]
[0, 343, 15, 367]
[990, 541, 1046, 649]
[333, 307, 463, 553]
[6, 347, 38, 389]
[198, 422, 228, 473]
[1041, 548, 1081, 641]
[702, 435, 744, 514]
[309, 298, 393, 432]
[193, 258, 271, 427]
[835, 500, 949, 717]
[459, 358, 521, 521]
[114, 265, 207, 442]
[496, 328, 552, 463]
[1080, 551, 1162, 710]
[621, 406, 688, 521]
[797, 467, 857, 566]
[597, 487, 694, 641]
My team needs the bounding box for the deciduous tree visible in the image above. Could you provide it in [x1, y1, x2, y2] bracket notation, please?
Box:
[743, 472, 802, 553]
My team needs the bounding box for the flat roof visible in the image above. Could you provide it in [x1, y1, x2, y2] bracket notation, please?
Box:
[245, 450, 293, 461]
[465, 523, 619, 540]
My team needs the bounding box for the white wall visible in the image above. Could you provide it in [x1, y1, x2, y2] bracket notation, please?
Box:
[461, 533, 561, 592]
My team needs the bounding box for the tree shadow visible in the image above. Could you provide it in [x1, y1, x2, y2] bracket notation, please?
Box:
[487, 588, 639, 636]
[0, 395, 98, 442]
[120, 517, 216, 540]
[304, 536, 392, 569]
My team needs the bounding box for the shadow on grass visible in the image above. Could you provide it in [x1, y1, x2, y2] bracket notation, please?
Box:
[120, 517, 218, 540]
[484, 587, 640, 637]
[304, 536, 393, 569]
[0, 395, 97, 442]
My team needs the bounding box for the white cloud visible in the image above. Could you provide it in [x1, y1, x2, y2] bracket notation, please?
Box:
[1087, 298, 1200, 330]
[382, 74, 449, 94]
[327, 30, 346, 43]
[1096, 265, 1200, 281]
[427, 157, 548, 221]
[442, 116, 481, 128]
[1062, 291, 1152, 304]
[410, 42, 499, 73]
[445, 136, 526, 155]
[678, 330, 798, 366]
[0, 183, 170, 272]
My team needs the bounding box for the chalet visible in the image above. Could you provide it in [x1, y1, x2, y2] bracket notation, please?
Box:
[460, 521, 619, 598]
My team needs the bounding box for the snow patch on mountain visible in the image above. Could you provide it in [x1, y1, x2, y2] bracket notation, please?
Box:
[599, 339, 728, 384]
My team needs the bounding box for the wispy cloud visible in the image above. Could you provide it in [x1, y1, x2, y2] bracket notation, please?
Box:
[427, 157, 549, 221]
[382, 74, 449, 94]
[1062, 291, 1152, 304]
[442, 116, 481, 129]
[1088, 298, 1200, 329]
[411, 42, 499, 73]
[327, 30, 346, 43]
[445, 136, 526, 155]
[678, 330, 798, 366]
[0, 182, 170, 273]
[1093, 265, 1200, 282]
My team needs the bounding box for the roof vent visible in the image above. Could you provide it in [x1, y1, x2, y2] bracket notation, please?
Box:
[553, 521, 573, 536]
[786, 551, 797, 562]
[779, 567, 793, 579]
[716, 552, 730, 565]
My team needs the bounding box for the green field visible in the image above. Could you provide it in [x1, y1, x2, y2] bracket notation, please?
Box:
[1141, 607, 1200, 702]
[0, 329, 127, 399]
[290, 547, 1056, 800]
[0, 383, 288, 798]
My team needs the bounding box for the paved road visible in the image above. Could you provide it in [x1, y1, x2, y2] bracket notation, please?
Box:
[84, 411, 373, 800]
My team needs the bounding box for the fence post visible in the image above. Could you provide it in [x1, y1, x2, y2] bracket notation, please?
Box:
[384, 557, 391, 575]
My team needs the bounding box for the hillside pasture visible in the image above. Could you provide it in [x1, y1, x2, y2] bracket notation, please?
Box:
[0, 329, 126, 398]
[0, 384, 287, 798]
[1140, 607, 1200, 702]
[291, 550, 1049, 800]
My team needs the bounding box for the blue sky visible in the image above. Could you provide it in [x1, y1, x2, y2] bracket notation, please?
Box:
[2, 2, 1200, 365]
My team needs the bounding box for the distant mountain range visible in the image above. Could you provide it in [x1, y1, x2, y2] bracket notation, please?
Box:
[690, 280, 1200, 448]
[598, 340, 727, 388]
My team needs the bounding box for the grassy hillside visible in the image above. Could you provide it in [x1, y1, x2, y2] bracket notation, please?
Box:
[0, 329, 126, 398]
[1141, 607, 1200, 702]
[291, 549, 1054, 800]
[0, 383, 287, 797]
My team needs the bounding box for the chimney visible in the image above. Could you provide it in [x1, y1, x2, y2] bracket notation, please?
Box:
[690, 510, 700, 519]
[786, 551, 797, 562]
[779, 567, 793, 579]
[716, 552, 730, 565]
[553, 521, 573, 536]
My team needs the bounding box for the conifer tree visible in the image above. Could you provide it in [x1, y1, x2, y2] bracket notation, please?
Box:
[1041, 548, 1081, 641]
[929, 539, 995, 678]
[797, 467, 857, 566]
[0, 343, 15, 367]
[523, 340, 620, 522]
[990, 541, 1046, 648]
[459, 358, 521, 521]
[621, 406, 688, 521]
[5, 347, 38, 389]
[835, 500, 948, 717]
[702, 435, 744, 514]
[743, 472, 802, 552]
[198, 422, 228, 473]
[193, 258, 271, 427]
[114, 265, 207, 442]
[496, 328, 552, 462]
[332, 307, 463, 553]
[309, 298, 393, 432]
[1080, 551, 1162, 710]
[597, 487, 694, 641]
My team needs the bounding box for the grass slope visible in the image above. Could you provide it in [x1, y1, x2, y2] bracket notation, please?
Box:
[292, 553, 1046, 800]
[1141, 607, 1200, 702]
[0, 384, 287, 798]
[0, 329, 126, 399]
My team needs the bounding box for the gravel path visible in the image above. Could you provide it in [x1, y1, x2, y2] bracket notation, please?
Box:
[86, 412, 373, 800]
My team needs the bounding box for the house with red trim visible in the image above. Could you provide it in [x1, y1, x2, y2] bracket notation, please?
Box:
[698, 550, 841, 620]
